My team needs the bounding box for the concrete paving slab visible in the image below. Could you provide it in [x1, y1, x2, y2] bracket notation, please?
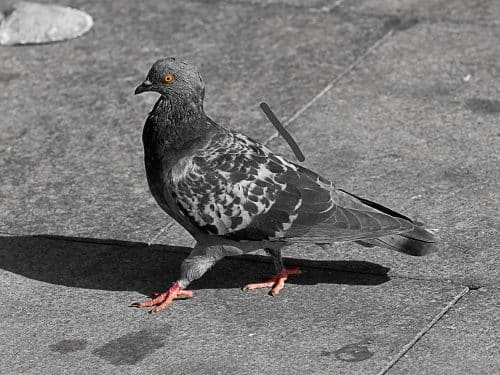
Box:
[263, 22, 499, 287]
[387, 288, 500, 375]
[0, 235, 465, 374]
[0, 0, 394, 242]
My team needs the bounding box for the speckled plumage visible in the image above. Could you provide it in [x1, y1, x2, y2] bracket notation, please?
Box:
[133, 57, 437, 311]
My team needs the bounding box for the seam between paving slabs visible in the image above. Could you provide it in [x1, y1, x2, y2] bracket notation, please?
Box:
[376, 286, 471, 375]
[146, 221, 176, 246]
[352, 10, 500, 29]
[262, 27, 395, 146]
[193, 0, 347, 13]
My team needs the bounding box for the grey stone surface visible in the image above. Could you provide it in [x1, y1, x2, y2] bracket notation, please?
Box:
[0, 0, 394, 242]
[0, 0, 498, 373]
[388, 288, 500, 375]
[0, 235, 465, 374]
[229, 0, 500, 26]
[224, 0, 339, 10]
[265, 21, 499, 287]
[349, 0, 500, 26]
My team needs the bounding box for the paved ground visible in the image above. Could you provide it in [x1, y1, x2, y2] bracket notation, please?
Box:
[0, 0, 498, 374]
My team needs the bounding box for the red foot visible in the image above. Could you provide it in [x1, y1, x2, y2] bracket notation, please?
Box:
[242, 267, 302, 296]
[130, 282, 194, 313]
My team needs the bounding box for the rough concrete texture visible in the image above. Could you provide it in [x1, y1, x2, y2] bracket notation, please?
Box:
[351, 0, 500, 26]
[388, 288, 500, 375]
[0, 0, 498, 374]
[0, 236, 465, 374]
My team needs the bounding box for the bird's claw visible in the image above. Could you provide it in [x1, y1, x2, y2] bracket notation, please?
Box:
[242, 267, 302, 296]
[130, 282, 194, 312]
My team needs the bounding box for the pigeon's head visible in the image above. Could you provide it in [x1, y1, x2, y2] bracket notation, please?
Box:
[135, 57, 205, 103]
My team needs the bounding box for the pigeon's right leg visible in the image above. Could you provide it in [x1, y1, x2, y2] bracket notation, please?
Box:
[242, 248, 302, 296]
[131, 244, 227, 313]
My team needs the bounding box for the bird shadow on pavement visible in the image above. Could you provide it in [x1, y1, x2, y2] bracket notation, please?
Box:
[0, 235, 391, 296]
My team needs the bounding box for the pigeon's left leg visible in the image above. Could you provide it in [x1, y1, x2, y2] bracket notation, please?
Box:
[131, 244, 227, 312]
[242, 248, 302, 296]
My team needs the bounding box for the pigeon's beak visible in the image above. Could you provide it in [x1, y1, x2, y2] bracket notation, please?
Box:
[134, 79, 153, 95]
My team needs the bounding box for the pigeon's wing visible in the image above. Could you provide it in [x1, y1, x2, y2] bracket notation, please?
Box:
[282, 186, 414, 243]
[171, 130, 414, 242]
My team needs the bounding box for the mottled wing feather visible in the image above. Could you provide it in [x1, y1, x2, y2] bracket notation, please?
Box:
[281, 189, 414, 242]
[170, 129, 414, 242]
[171, 131, 284, 238]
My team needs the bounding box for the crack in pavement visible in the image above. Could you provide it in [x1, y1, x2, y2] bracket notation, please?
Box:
[146, 221, 176, 246]
[263, 28, 395, 146]
[376, 286, 470, 375]
[195, 0, 347, 13]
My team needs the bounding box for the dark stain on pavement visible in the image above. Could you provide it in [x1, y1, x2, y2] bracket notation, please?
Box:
[92, 326, 170, 365]
[384, 153, 402, 160]
[442, 166, 478, 186]
[330, 339, 373, 362]
[0, 72, 21, 84]
[465, 98, 500, 114]
[384, 16, 419, 32]
[49, 339, 88, 353]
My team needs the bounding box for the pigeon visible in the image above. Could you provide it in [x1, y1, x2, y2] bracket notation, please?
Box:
[132, 57, 437, 312]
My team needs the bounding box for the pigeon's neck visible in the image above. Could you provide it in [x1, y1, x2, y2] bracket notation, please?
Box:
[148, 95, 213, 147]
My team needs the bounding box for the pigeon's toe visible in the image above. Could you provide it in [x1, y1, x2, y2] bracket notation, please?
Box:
[130, 282, 194, 313]
[242, 267, 302, 296]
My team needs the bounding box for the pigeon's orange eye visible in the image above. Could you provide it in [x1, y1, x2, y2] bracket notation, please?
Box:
[164, 74, 174, 83]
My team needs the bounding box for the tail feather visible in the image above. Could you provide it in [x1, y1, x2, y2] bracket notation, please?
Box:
[362, 225, 438, 256]
[400, 225, 436, 243]
[338, 189, 438, 256]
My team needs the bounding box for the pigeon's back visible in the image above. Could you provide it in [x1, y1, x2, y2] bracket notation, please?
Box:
[165, 126, 436, 255]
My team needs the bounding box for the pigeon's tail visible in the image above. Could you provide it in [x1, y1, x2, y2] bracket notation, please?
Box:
[357, 225, 438, 256]
[339, 189, 438, 256]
